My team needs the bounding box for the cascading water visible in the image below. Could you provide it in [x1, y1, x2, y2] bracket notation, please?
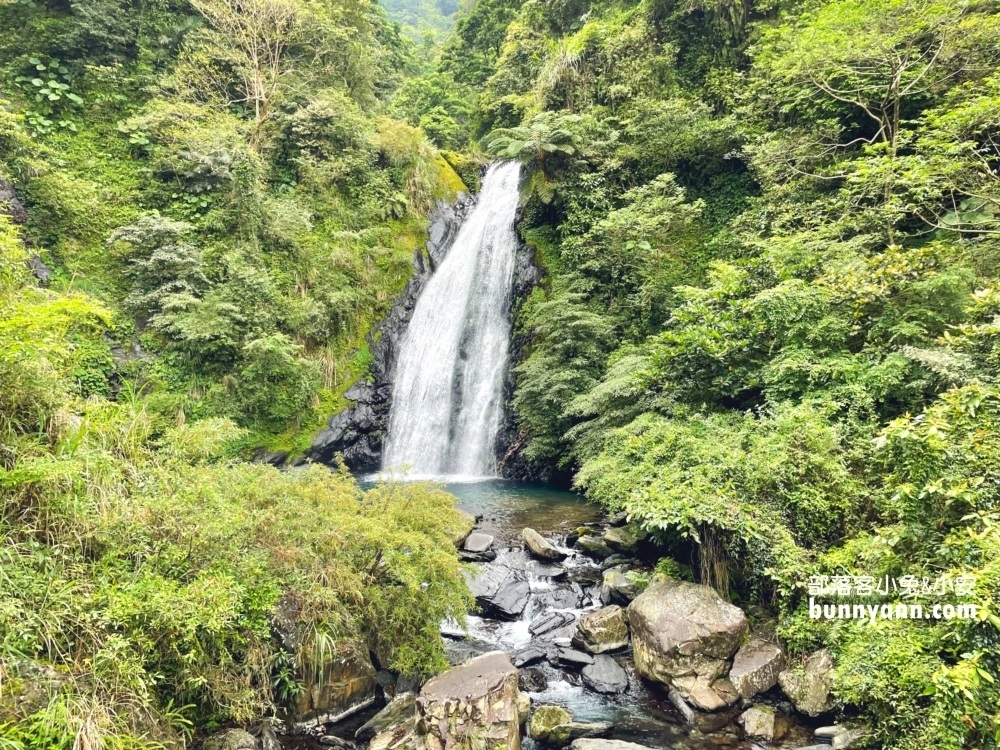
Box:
[382, 161, 521, 478]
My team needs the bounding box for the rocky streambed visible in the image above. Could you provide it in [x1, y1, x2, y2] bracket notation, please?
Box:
[204, 483, 865, 750]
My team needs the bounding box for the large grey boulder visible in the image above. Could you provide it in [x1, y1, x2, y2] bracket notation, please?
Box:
[601, 566, 641, 605]
[581, 655, 629, 694]
[778, 649, 835, 716]
[576, 536, 616, 559]
[467, 564, 531, 620]
[203, 730, 256, 750]
[627, 580, 748, 711]
[523, 527, 566, 560]
[415, 651, 522, 750]
[573, 605, 629, 654]
[729, 638, 785, 698]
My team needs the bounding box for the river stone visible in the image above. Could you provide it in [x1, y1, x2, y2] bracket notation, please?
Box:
[671, 674, 739, 712]
[546, 723, 615, 745]
[574, 605, 629, 654]
[449, 511, 476, 547]
[628, 579, 748, 691]
[463, 532, 494, 553]
[369, 719, 423, 750]
[581, 654, 629, 694]
[356, 692, 417, 742]
[552, 647, 595, 669]
[523, 527, 567, 560]
[203, 730, 256, 750]
[528, 705, 572, 741]
[530, 611, 575, 636]
[468, 564, 531, 620]
[415, 651, 522, 750]
[576, 535, 616, 559]
[602, 522, 649, 554]
[667, 689, 696, 725]
[739, 705, 791, 742]
[832, 727, 870, 748]
[601, 566, 640, 605]
[729, 638, 785, 698]
[778, 648, 835, 716]
[519, 667, 548, 692]
[514, 648, 546, 667]
[570, 741, 655, 750]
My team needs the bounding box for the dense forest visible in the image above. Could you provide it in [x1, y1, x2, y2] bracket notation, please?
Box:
[2, 0, 1000, 747]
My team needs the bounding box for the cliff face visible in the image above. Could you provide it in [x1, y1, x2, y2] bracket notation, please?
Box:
[307, 187, 544, 478]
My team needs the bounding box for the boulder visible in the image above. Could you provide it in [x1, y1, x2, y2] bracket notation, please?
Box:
[601, 523, 649, 554]
[627, 580, 747, 711]
[287, 638, 377, 732]
[468, 564, 531, 620]
[519, 667, 548, 693]
[514, 648, 546, 668]
[570, 741, 655, 750]
[356, 692, 417, 742]
[601, 567, 640, 605]
[581, 655, 629, 694]
[739, 705, 791, 743]
[729, 638, 785, 699]
[523, 528, 566, 560]
[449, 511, 477, 547]
[529, 611, 576, 637]
[667, 689, 695, 725]
[203, 730, 256, 750]
[552, 648, 594, 669]
[778, 649, 835, 717]
[628, 580, 747, 683]
[415, 651, 522, 750]
[671, 675, 739, 712]
[528, 705, 572, 741]
[463, 532, 494, 553]
[576, 536, 616, 559]
[573, 606, 629, 654]
[369, 720, 424, 750]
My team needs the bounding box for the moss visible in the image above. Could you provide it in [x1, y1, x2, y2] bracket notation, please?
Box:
[432, 152, 469, 200]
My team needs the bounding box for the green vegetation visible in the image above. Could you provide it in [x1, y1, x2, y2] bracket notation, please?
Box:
[0, 0, 472, 746]
[423, 0, 1000, 745]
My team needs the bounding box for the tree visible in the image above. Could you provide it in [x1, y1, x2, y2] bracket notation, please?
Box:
[485, 111, 581, 202]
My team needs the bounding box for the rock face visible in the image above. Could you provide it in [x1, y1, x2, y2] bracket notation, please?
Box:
[778, 649, 835, 716]
[308, 195, 473, 471]
[739, 705, 790, 742]
[582, 655, 629, 694]
[627, 580, 748, 711]
[415, 651, 522, 750]
[523, 527, 566, 560]
[356, 692, 418, 742]
[729, 638, 785, 699]
[574, 606, 629, 654]
[288, 639, 378, 732]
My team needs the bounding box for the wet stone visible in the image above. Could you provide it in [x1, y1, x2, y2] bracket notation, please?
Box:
[519, 667, 548, 693]
[514, 648, 546, 668]
[463, 532, 495, 553]
[552, 647, 595, 669]
[581, 654, 629, 694]
[529, 611, 575, 636]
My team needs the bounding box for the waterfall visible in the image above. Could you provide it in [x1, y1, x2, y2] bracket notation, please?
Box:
[383, 161, 521, 479]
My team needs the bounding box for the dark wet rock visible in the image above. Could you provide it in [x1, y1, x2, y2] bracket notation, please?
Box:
[581, 654, 629, 694]
[573, 605, 629, 654]
[28, 255, 52, 285]
[523, 527, 566, 560]
[600, 554, 631, 570]
[527, 560, 568, 580]
[355, 692, 416, 742]
[778, 649, 835, 717]
[318, 736, 357, 748]
[445, 637, 495, 666]
[460, 549, 497, 562]
[602, 523, 649, 554]
[537, 586, 583, 610]
[601, 566, 641, 605]
[529, 611, 575, 637]
[464, 532, 495, 553]
[252, 721, 281, 750]
[576, 536, 615, 559]
[569, 567, 603, 586]
[519, 667, 548, 692]
[608, 511, 629, 527]
[514, 648, 546, 668]
[416, 651, 522, 750]
[467, 564, 531, 620]
[396, 675, 421, 695]
[552, 648, 594, 669]
[729, 638, 785, 699]
[308, 194, 475, 471]
[285, 636, 377, 733]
